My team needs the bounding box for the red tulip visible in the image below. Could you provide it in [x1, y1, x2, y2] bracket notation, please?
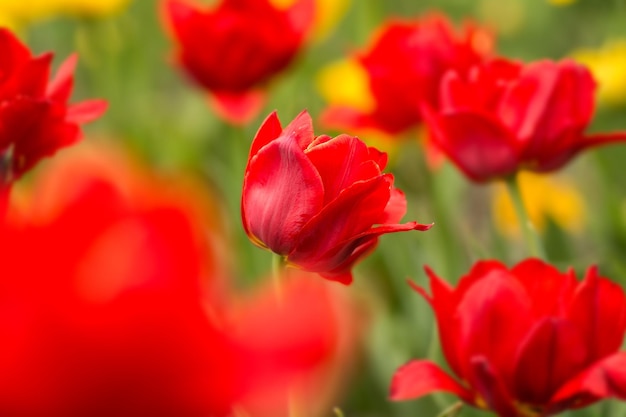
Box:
[163, 0, 313, 124]
[241, 110, 432, 284]
[424, 58, 626, 182]
[0, 153, 352, 417]
[321, 14, 493, 135]
[391, 259, 626, 417]
[0, 29, 106, 181]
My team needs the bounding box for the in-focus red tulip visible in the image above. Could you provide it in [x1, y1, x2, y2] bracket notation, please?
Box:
[0, 29, 107, 181]
[0, 150, 355, 417]
[241, 110, 432, 284]
[391, 258, 626, 417]
[423, 58, 626, 182]
[163, 0, 313, 124]
[321, 14, 493, 136]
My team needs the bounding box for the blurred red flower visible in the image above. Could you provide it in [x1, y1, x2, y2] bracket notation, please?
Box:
[163, 0, 313, 124]
[0, 29, 106, 181]
[0, 147, 358, 417]
[391, 259, 626, 417]
[241, 110, 432, 284]
[321, 14, 493, 136]
[423, 58, 626, 182]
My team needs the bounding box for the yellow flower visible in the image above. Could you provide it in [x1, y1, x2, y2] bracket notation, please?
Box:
[316, 58, 375, 113]
[54, 0, 131, 17]
[548, 0, 575, 6]
[492, 172, 585, 237]
[269, 0, 351, 39]
[571, 40, 626, 106]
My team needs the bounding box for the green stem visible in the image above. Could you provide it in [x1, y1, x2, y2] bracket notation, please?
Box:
[272, 254, 286, 302]
[505, 174, 546, 259]
[436, 401, 463, 417]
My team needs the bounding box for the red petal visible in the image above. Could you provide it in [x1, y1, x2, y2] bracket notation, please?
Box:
[0, 29, 31, 78]
[512, 318, 587, 404]
[209, 90, 266, 126]
[423, 107, 520, 182]
[241, 136, 324, 254]
[457, 269, 533, 386]
[470, 356, 518, 417]
[248, 111, 283, 161]
[511, 258, 577, 317]
[47, 54, 78, 102]
[551, 352, 626, 406]
[282, 109, 314, 150]
[390, 360, 472, 402]
[380, 187, 407, 224]
[567, 266, 626, 363]
[67, 100, 108, 124]
[305, 134, 381, 204]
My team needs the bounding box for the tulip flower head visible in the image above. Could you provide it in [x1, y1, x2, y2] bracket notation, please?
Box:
[391, 259, 626, 417]
[424, 58, 626, 182]
[163, 0, 313, 124]
[0, 29, 106, 182]
[321, 14, 493, 136]
[241, 110, 432, 284]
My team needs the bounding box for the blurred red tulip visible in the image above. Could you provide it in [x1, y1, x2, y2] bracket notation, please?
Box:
[163, 0, 313, 124]
[242, 110, 432, 284]
[321, 14, 493, 136]
[0, 29, 106, 180]
[391, 259, 626, 417]
[0, 147, 359, 417]
[424, 58, 626, 182]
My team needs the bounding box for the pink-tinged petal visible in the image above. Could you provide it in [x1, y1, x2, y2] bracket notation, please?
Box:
[242, 136, 324, 254]
[470, 356, 518, 417]
[209, 89, 266, 126]
[380, 187, 407, 224]
[305, 134, 380, 203]
[283, 110, 315, 150]
[511, 258, 577, 316]
[512, 318, 587, 404]
[551, 352, 626, 406]
[390, 360, 473, 402]
[423, 107, 520, 182]
[458, 270, 533, 385]
[285, 0, 314, 35]
[567, 266, 626, 362]
[66, 100, 108, 124]
[248, 111, 283, 161]
[47, 54, 78, 102]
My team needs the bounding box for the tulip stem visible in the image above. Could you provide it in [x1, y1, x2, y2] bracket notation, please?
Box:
[505, 175, 546, 259]
[436, 402, 463, 417]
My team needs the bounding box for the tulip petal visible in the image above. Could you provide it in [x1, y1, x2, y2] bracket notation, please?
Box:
[47, 54, 78, 102]
[305, 134, 381, 203]
[210, 90, 266, 126]
[551, 352, 626, 406]
[380, 188, 407, 224]
[512, 317, 587, 404]
[458, 270, 533, 385]
[471, 356, 518, 417]
[567, 266, 626, 362]
[248, 111, 283, 161]
[67, 100, 109, 124]
[511, 258, 577, 316]
[242, 136, 324, 254]
[423, 108, 520, 182]
[390, 360, 472, 402]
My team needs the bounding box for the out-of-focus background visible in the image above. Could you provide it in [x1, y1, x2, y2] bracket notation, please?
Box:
[4, 0, 626, 416]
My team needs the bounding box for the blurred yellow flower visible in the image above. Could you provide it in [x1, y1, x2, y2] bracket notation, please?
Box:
[269, 0, 350, 39]
[548, 0, 575, 6]
[316, 58, 375, 113]
[571, 40, 626, 106]
[492, 172, 585, 237]
[0, 0, 130, 29]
